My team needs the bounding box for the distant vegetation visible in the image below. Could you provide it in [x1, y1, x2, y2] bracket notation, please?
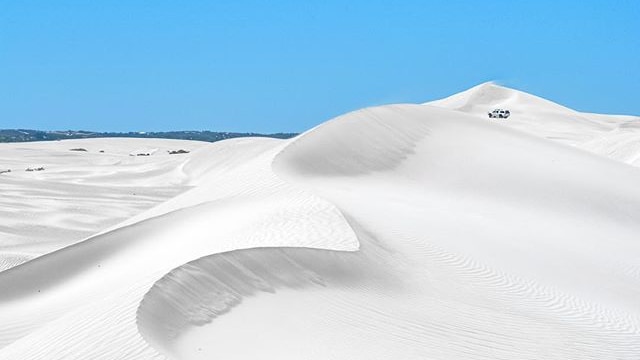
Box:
[168, 149, 190, 154]
[0, 129, 298, 143]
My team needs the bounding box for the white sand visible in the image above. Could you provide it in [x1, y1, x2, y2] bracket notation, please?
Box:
[0, 138, 207, 270]
[0, 84, 639, 359]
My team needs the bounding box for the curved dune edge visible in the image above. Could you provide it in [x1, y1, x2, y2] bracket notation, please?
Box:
[136, 220, 398, 358]
[137, 216, 640, 360]
[137, 101, 640, 359]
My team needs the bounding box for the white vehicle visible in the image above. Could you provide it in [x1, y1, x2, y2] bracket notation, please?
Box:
[488, 109, 510, 119]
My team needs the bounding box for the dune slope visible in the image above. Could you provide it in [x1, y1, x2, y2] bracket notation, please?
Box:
[428, 82, 640, 166]
[0, 138, 208, 270]
[139, 104, 640, 359]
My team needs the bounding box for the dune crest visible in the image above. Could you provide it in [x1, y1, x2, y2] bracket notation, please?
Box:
[428, 82, 640, 164]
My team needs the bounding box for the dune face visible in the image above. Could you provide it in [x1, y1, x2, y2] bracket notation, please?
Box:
[1, 85, 640, 359]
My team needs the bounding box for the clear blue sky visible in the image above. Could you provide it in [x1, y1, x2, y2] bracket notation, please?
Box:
[1, 1, 638, 133]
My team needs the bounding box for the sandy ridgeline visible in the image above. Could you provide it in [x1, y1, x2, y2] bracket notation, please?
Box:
[1, 83, 640, 359]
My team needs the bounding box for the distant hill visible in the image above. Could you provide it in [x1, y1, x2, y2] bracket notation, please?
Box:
[0, 129, 298, 143]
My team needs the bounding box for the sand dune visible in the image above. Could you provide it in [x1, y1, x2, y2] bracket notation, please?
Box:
[0, 138, 207, 270]
[1, 84, 639, 359]
[428, 82, 640, 165]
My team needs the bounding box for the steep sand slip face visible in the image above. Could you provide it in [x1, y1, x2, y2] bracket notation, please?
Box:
[137, 225, 403, 360]
[138, 104, 640, 359]
[0, 138, 206, 270]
